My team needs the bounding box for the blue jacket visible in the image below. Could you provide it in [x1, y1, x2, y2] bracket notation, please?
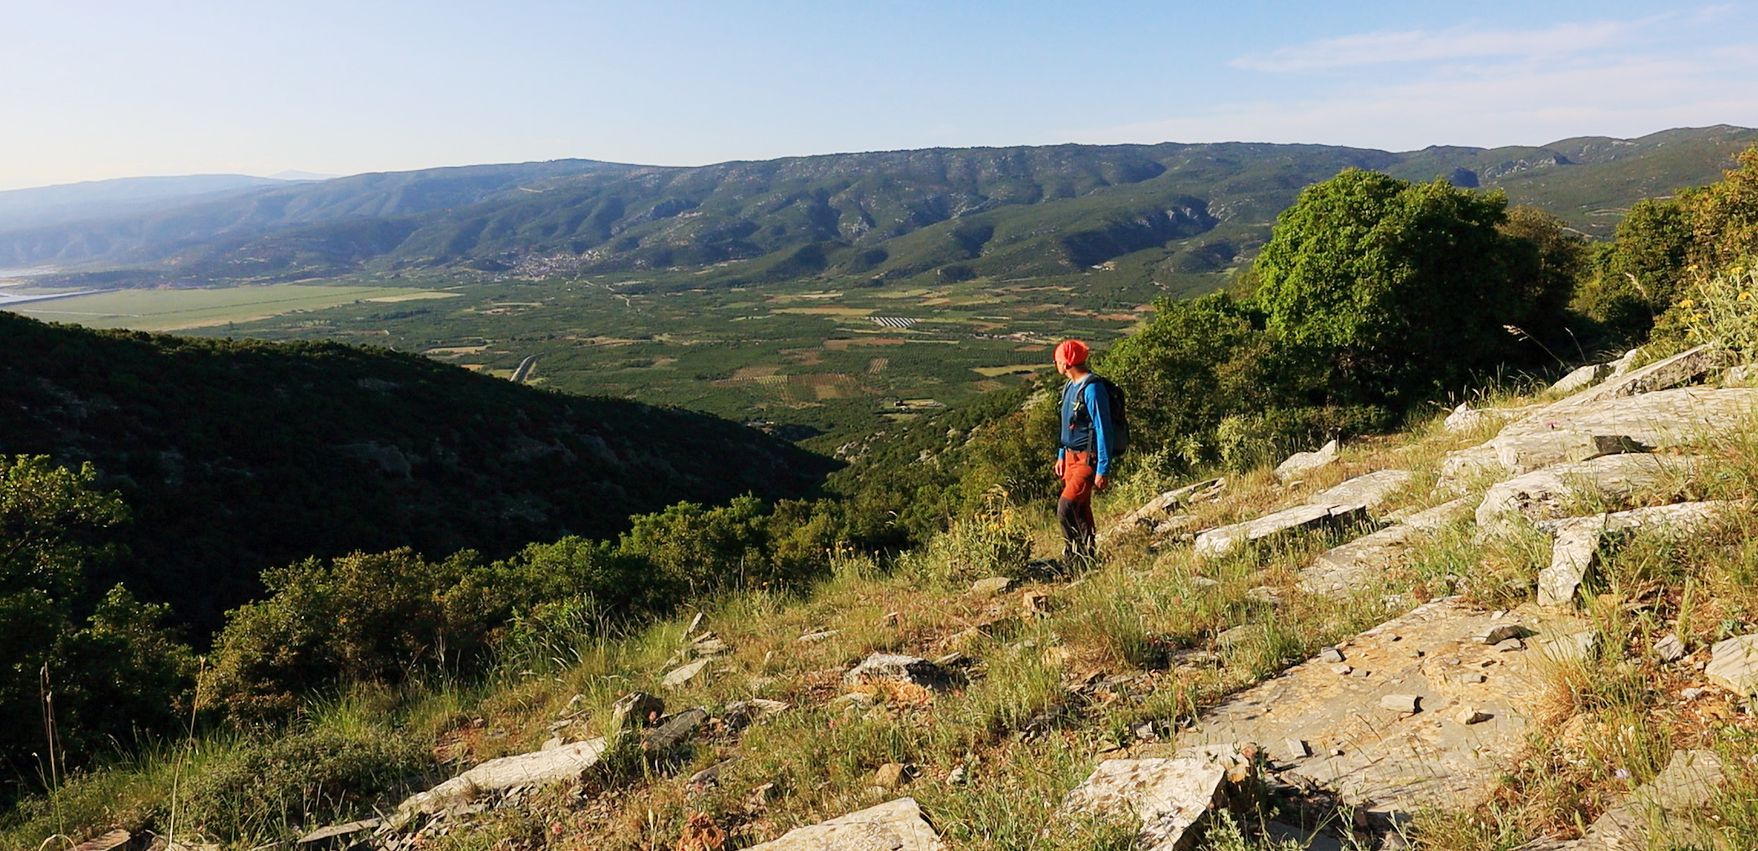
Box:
[1058, 374, 1113, 476]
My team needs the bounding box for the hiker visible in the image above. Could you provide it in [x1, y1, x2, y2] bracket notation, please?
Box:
[1052, 339, 1118, 567]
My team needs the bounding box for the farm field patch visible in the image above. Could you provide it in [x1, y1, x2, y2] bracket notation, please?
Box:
[162, 268, 1159, 448]
[8, 284, 453, 331]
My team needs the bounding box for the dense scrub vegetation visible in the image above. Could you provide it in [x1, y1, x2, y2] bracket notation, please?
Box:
[6, 147, 1758, 841]
[0, 315, 833, 635]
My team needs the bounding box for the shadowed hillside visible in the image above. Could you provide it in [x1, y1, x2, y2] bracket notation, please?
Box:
[0, 312, 834, 634]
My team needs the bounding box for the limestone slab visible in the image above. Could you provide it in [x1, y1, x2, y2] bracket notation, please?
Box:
[1553, 343, 1723, 407]
[1275, 439, 1340, 483]
[1537, 502, 1735, 608]
[1059, 758, 1228, 851]
[394, 737, 608, 821]
[1492, 432, 1644, 476]
[1308, 469, 1413, 514]
[845, 652, 949, 687]
[745, 797, 943, 850]
[1707, 634, 1758, 696]
[1177, 598, 1586, 819]
[1549, 362, 1613, 395]
[662, 658, 710, 689]
[1475, 453, 1702, 530]
[1567, 749, 1725, 850]
[1299, 498, 1472, 595]
[1195, 503, 1366, 559]
[1437, 387, 1758, 491]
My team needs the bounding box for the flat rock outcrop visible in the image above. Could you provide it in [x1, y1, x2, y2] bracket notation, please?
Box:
[1308, 469, 1412, 514]
[1553, 343, 1723, 408]
[1475, 453, 1702, 530]
[393, 738, 608, 823]
[1058, 758, 1228, 851]
[1175, 598, 1586, 820]
[1194, 503, 1367, 559]
[1549, 362, 1613, 395]
[1439, 387, 1758, 490]
[745, 797, 943, 850]
[844, 653, 951, 688]
[1537, 502, 1735, 607]
[1299, 497, 1473, 595]
[1707, 634, 1758, 696]
[1525, 749, 1724, 849]
[1274, 439, 1340, 483]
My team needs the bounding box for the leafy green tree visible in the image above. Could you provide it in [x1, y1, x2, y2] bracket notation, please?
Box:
[1685, 146, 1758, 272]
[1499, 205, 1587, 338]
[618, 496, 774, 593]
[1576, 198, 1693, 341]
[1099, 293, 1281, 459]
[1254, 170, 1539, 402]
[0, 456, 192, 790]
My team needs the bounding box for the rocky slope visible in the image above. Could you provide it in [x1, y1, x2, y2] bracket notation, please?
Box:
[159, 342, 1754, 850]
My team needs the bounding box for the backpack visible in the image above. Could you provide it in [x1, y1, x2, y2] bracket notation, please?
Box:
[1072, 375, 1130, 459]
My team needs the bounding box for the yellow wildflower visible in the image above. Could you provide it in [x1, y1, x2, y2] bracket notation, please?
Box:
[1741, 291, 1753, 302]
[1678, 299, 1696, 309]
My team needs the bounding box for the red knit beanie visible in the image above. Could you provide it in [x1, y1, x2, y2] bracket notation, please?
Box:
[1053, 339, 1090, 369]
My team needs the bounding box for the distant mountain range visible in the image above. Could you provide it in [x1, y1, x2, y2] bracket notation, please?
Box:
[4, 125, 1754, 288]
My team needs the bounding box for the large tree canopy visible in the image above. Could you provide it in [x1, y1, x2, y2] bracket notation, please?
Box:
[1253, 169, 1541, 402]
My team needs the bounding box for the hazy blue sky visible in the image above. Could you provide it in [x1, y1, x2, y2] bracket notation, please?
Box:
[3, 1, 1755, 189]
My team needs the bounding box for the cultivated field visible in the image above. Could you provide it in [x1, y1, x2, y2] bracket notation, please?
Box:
[149, 267, 1166, 448]
[7, 283, 458, 332]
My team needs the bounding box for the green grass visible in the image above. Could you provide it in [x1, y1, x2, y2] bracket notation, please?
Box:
[13, 369, 1758, 850]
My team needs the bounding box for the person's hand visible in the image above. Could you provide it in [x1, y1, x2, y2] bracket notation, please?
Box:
[1054, 457, 1066, 478]
[1094, 474, 1109, 491]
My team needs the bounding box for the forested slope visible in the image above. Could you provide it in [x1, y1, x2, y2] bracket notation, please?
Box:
[0, 313, 834, 633]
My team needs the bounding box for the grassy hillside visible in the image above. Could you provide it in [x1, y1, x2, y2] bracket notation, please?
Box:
[5, 128, 1753, 288]
[13, 359, 1758, 849]
[0, 312, 834, 634]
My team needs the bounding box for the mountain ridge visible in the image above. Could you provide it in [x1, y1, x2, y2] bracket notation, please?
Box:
[5, 127, 1753, 290]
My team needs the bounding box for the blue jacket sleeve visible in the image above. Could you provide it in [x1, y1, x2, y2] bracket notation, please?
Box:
[1085, 380, 1111, 476]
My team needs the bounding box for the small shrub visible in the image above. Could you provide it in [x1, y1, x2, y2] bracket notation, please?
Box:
[904, 496, 1032, 585]
[1654, 260, 1758, 358]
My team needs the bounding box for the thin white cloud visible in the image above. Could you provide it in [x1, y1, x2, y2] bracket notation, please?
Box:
[1072, 54, 1758, 151]
[1232, 19, 1640, 72]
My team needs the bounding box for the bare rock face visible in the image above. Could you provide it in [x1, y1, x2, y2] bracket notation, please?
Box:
[1553, 343, 1724, 407]
[1308, 469, 1413, 514]
[1274, 439, 1340, 483]
[1059, 758, 1229, 851]
[393, 738, 608, 823]
[844, 653, 950, 688]
[744, 797, 943, 850]
[662, 658, 711, 689]
[1195, 503, 1367, 559]
[1537, 502, 1734, 608]
[1554, 749, 1725, 849]
[1474, 453, 1702, 530]
[1444, 402, 1543, 434]
[1296, 488, 1466, 596]
[1492, 432, 1644, 476]
[1707, 634, 1758, 696]
[1176, 598, 1587, 820]
[1549, 362, 1613, 395]
[1437, 387, 1758, 491]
